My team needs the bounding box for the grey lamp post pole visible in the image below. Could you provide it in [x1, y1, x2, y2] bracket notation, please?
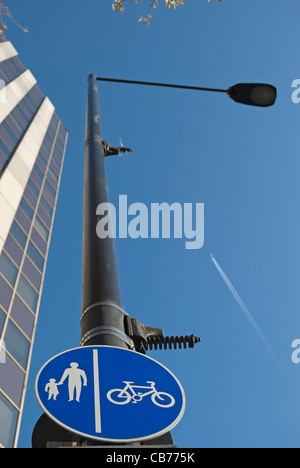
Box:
[81, 73, 133, 350]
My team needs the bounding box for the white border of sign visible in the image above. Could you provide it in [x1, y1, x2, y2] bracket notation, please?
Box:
[35, 345, 186, 443]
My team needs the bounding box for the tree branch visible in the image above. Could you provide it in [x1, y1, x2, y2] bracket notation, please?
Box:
[112, 0, 223, 25]
[0, 2, 28, 34]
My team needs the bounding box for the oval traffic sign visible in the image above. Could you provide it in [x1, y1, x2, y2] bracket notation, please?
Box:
[35, 346, 186, 443]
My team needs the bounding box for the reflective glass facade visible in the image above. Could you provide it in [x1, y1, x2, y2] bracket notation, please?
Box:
[0, 36, 67, 447]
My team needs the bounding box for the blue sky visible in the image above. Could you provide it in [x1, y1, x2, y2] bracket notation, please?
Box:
[5, 0, 300, 448]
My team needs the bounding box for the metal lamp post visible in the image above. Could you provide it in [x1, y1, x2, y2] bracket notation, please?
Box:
[80, 74, 133, 351]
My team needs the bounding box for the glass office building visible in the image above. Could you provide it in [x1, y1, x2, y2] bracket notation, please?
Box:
[0, 37, 68, 447]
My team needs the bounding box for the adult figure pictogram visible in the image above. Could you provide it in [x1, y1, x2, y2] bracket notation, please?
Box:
[58, 362, 87, 402]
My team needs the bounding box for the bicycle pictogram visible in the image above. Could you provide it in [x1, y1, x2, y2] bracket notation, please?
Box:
[107, 380, 175, 408]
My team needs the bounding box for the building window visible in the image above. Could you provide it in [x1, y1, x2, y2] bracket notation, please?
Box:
[0, 393, 18, 448]
[5, 320, 30, 369]
[40, 196, 53, 217]
[0, 252, 18, 287]
[0, 136, 10, 157]
[1, 120, 18, 144]
[10, 221, 27, 249]
[33, 217, 49, 242]
[4, 235, 23, 266]
[26, 242, 44, 272]
[27, 179, 39, 198]
[8, 112, 23, 136]
[0, 307, 6, 333]
[47, 166, 58, 183]
[20, 198, 34, 221]
[15, 208, 31, 234]
[16, 275, 38, 312]
[0, 276, 13, 311]
[33, 164, 44, 182]
[10, 296, 34, 339]
[22, 257, 42, 293]
[0, 150, 6, 170]
[0, 352, 25, 408]
[38, 152, 48, 168]
[45, 180, 56, 199]
[24, 187, 37, 210]
[30, 228, 47, 256]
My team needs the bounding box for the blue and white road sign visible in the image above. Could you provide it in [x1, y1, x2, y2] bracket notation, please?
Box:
[35, 346, 186, 442]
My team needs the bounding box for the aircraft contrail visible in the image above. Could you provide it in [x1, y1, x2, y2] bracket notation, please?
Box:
[210, 253, 283, 371]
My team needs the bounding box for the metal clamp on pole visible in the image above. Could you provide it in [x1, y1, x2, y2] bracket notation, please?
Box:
[80, 326, 135, 349]
[125, 316, 201, 354]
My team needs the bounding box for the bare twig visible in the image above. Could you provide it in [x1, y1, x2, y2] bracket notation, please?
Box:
[0, 3, 28, 34]
[112, 0, 223, 25]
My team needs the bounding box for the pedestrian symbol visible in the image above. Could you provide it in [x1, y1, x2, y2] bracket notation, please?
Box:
[45, 379, 59, 401]
[44, 362, 88, 402]
[35, 346, 186, 442]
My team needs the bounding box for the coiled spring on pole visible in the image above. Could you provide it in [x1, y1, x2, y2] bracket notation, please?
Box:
[146, 335, 201, 351]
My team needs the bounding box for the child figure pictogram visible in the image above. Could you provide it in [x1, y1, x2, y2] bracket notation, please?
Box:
[45, 378, 60, 401]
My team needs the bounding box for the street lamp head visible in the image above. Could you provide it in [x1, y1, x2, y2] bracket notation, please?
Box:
[227, 83, 277, 107]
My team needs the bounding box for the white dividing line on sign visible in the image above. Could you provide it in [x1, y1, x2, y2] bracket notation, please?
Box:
[93, 349, 102, 433]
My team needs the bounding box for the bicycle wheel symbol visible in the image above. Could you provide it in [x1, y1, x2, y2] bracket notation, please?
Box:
[107, 381, 175, 408]
[151, 391, 175, 408]
[107, 389, 131, 405]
